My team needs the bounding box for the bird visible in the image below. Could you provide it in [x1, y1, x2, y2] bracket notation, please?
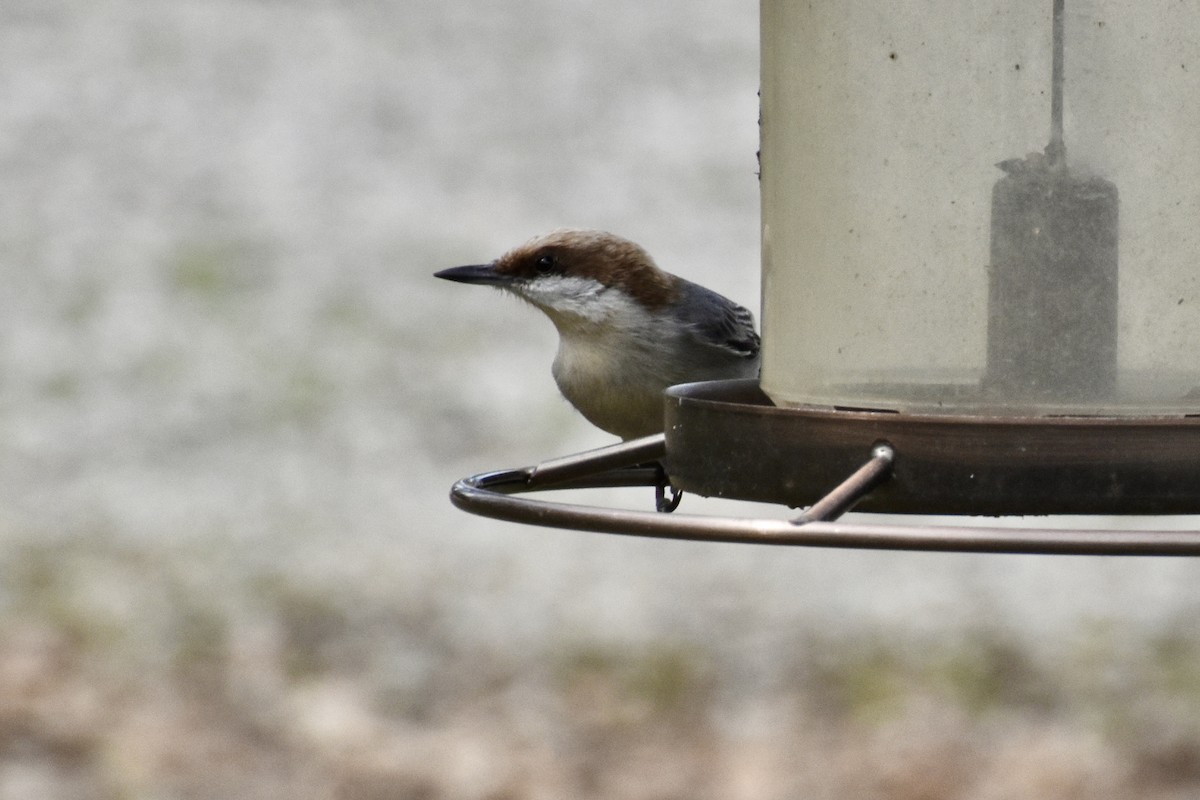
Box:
[434, 229, 761, 440]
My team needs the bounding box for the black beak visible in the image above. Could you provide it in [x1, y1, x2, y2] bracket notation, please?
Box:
[433, 263, 512, 286]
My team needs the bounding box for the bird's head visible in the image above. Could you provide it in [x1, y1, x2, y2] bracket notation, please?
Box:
[434, 229, 678, 325]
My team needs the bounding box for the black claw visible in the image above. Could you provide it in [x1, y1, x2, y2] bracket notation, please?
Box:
[655, 484, 683, 513]
[653, 462, 683, 513]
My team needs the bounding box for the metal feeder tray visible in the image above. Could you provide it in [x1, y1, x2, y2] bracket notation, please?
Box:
[448, 380, 1200, 557]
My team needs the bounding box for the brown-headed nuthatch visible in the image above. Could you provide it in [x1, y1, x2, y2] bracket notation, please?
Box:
[435, 229, 761, 440]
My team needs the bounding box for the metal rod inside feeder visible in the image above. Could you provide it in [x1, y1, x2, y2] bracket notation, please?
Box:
[984, 0, 1119, 408]
[1047, 0, 1066, 164]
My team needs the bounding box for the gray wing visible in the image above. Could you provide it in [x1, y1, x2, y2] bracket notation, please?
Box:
[671, 279, 761, 360]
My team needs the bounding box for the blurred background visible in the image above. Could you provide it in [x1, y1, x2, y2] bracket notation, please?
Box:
[3, 1, 1200, 798]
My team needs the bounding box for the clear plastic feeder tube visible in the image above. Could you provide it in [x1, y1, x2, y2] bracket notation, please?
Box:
[760, 0, 1200, 415]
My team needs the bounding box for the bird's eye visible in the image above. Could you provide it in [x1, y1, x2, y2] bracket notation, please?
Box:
[534, 253, 556, 274]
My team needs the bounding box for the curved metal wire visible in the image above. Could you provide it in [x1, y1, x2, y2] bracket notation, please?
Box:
[446, 435, 1200, 556]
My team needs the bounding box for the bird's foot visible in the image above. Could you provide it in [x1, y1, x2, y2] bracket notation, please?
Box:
[653, 465, 683, 513]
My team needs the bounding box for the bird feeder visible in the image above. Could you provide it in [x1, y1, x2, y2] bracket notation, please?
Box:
[446, 1, 1200, 555]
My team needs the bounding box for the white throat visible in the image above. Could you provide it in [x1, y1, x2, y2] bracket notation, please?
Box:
[512, 275, 641, 329]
